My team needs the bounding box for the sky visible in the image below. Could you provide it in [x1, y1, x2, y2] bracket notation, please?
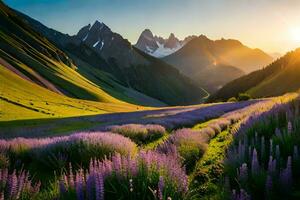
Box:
[4, 0, 300, 54]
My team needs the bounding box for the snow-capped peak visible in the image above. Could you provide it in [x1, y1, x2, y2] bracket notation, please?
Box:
[135, 29, 184, 58]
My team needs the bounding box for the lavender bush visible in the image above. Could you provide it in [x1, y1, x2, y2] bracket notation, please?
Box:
[109, 124, 166, 145]
[157, 128, 210, 172]
[0, 132, 137, 173]
[58, 151, 188, 200]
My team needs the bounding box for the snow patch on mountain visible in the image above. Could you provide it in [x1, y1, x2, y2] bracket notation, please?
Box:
[100, 41, 104, 50]
[150, 42, 183, 57]
[82, 33, 88, 41]
[135, 29, 194, 58]
[93, 40, 100, 47]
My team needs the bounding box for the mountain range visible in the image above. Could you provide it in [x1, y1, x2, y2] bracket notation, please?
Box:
[210, 48, 300, 101]
[162, 35, 273, 92]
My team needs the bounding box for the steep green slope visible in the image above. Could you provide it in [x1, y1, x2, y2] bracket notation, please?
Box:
[16, 8, 207, 105]
[0, 2, 115, 102]
[210, 49, 300, 101]
[0, 2, 165, 107]
[0, 66, 148, 121]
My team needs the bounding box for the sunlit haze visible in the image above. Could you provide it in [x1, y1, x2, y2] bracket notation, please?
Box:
[4, 0, 300, 54]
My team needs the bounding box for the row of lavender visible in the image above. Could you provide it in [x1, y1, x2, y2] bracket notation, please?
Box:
[106, 100, 255, 130]
[0, 94, 297, 199]
[225, 97, 300, 199]
[155, 95, 297, 174]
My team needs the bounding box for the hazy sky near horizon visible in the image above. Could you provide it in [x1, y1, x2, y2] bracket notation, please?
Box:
[4, 0, 300, 54]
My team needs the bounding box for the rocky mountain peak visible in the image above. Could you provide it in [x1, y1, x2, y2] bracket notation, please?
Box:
[141, 29, 154, 40]
[164, 33, 180, 49]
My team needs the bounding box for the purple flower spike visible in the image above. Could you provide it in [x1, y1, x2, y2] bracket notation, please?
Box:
[251, 148, 260, 175]
[75, 169, 84, 200]
[158, 176, 164, 200]
[279, 156, 292, 190]
[287, 121, 293, 134]
[239, 163, 248, 181]
[95, 173, 104, 200]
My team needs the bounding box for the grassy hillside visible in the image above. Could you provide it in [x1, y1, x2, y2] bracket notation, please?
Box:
[0, 66, 148, 121]
[210, 49, 300, 101]
[0, 1, 168, 110]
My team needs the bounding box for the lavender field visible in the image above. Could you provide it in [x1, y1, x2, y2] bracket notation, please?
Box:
[0, 93, 298, 200]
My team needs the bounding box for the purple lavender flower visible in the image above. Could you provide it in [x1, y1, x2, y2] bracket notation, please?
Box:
[75, 169, 84, 200]
[59, 151, 187, 199]
[251, 148, 260, 175]
[95, 173, 104, 200]
[8, 170, 17, 198]
[0, 168, 40, 200]
[158, 176, 164, 200]
[238, 163, 248, 181]
[287, 121, 293, 134]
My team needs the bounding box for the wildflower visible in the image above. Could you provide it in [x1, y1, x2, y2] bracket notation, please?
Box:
[239, 163, 248, 181]
[158, 176, 164, 200]
[288, 121, 293, 134]
[251, 149, 260, 175]
[75, 169, 84, 200]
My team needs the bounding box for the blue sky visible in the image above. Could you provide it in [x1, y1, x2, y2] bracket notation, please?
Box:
[4, 0, 300, 53]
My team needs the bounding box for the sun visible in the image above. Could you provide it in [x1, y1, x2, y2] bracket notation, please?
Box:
[289, 27, 300, 43]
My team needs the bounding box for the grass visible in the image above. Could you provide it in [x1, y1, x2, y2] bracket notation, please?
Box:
[189, 128, 234, 199]
[0, 66, 150, 121]
[142, 133, 170, 151]
[192, 119, 217, 130]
